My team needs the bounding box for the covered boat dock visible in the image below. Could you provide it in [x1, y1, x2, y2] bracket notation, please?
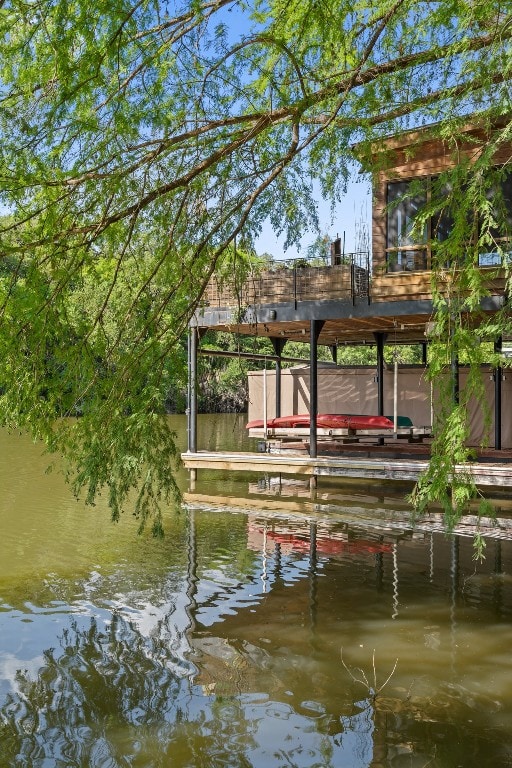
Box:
[182, 120, 512, 489]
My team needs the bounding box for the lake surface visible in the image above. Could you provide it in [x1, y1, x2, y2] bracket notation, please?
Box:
[1, 414, 512, 767]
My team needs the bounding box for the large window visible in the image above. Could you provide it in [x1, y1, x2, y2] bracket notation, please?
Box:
[386, 180, 428, 271]
[386, 172, 512, 272]
[480, 171, 512, 266]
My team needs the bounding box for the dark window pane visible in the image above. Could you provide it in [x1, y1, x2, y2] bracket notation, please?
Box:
[479, 170, 512, 265]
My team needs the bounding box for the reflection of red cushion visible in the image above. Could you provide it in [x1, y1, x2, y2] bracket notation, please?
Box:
[255, 528, 392, 556]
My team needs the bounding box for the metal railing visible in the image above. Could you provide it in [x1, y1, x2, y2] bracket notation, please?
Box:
[204, 252, 371, 308]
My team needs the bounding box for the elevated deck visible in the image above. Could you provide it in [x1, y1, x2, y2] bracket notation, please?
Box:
[197, 261, 507, 345]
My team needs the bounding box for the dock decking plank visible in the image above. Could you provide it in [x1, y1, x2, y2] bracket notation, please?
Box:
[181, 451, 512, 487]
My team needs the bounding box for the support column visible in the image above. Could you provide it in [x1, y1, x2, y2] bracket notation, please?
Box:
[495, 336, 502, 450]
[374, 332, 387, 416]
[187, 326, 198, 455]
[271, 337, 286, 419]
[393, 356, 398, 435]
[309, 320, 324, 459]
[374, 333, 387, 446]
[421, 342, 428, 366]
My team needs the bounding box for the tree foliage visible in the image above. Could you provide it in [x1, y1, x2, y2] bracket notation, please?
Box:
[0, 0, 511, 529]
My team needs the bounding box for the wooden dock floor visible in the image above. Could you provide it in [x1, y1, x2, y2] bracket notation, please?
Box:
[181, 450, 512, 487]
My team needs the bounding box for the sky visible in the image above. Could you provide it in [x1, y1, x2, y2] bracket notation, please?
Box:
[255, 173, 372, 260]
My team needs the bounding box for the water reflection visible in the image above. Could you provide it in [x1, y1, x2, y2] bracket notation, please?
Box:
[1, 615, 193, 766]
[2, 420, 512, 766]
[2, 504, 512, 766]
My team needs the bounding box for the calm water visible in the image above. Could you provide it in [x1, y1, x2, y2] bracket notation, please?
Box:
[1, 415, 512, 767]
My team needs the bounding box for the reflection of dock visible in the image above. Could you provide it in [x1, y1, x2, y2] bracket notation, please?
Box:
[182, 450, 512, 487]
[184, 485, 512, 542]
[180, 501, 512, 763]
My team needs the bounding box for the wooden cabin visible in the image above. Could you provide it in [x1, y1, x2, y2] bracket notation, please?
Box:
[186, 119, 512, 461]
[361, 118, 510, 299]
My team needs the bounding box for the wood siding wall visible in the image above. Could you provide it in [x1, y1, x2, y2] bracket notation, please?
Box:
[371, 271, 507, 303]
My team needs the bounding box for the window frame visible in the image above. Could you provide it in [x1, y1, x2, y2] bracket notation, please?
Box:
[385, 178, 430, 273]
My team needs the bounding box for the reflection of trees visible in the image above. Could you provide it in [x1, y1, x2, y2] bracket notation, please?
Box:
[0, 614, 195, 766]
[0, 609, 342, 768]
[4, 516, 512, 768]
[0, 611, 274, 768]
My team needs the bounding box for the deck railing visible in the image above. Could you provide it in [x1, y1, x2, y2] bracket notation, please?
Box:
[204, 252, 371, 308]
